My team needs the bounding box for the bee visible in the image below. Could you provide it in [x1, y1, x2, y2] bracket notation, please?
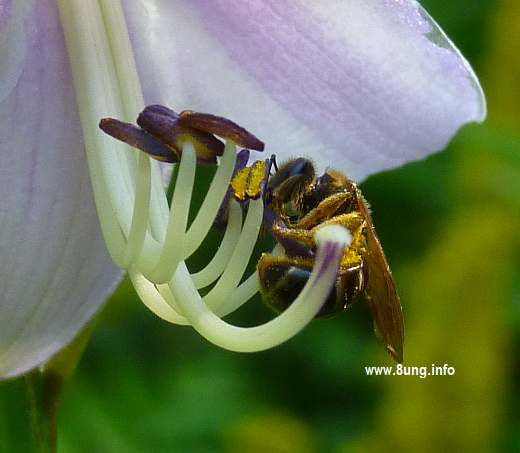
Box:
[232, 157, 404, 362]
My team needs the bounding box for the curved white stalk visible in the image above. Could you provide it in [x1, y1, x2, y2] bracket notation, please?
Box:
[183, 140, 238, 258]
[215, 271, 260, 317]
[129, 271, 189, 325]
[58, 0, 135, 235]
[168, 225, 351, 352]
[211, 244, 285, 316]
[58, 0, 355, 354]
[140, 142, 196, 282]
[57, 0, 166, 269]
[98, 0, 156, 268]
[191, 200, 242, 289]
[203, 198, 263, 309]
[148, 268, 260, 322]
[57, 0, 131, 266]
[129, 224, 350, 351]
[98, 0, 169, 242]
[156, 283, 186, 318]
[120, 154, 151, 268]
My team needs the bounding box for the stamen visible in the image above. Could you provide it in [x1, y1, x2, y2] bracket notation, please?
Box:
[202, 198, 263, 311]
[141, 142, 196, 283]
[99, 118, 177, 162]
[98, 0, 171, 248]
[59, 0, 355, 354]
[178, 111, 265, 151]
[213, 272, 260, 317]
[213, 245, 285, 317]
[121, 154, 151, 268]
[158, 266, 260, 320]
[57, 0, 166, 268]
[183, 140, 238, 258]
[154, 267, 260, 320]
[57, 0, 135, 263]
[191, 201, 242, 289]
[129, 271, 188, 325]
[167, 226, 351, 352]
[137, 105, 226, 165]
[156, 283, 186, 319]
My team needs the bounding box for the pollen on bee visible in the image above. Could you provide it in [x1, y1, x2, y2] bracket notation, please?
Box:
[230, 167, 251, 202]
[246, 161, 267, 198]
[230, 160, 267, 201]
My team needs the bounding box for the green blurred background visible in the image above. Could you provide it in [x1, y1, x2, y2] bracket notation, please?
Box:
[2, 0, 520, 451]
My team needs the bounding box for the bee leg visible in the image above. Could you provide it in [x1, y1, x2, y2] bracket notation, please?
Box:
[339, 221, 366, 268]
[340, 221, 368, 311]
[307, 212, 365, 237]
[294, 192, 355, 230]
[269, 222, 314, 258]
[271, 222, 315, 255]
[314, 217, 367, 312]
[272, 212, 363, 252]
[336, 262, 366, 311]
[348, 221, 367, 254]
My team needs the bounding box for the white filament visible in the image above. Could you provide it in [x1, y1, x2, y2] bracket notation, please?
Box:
[167, 226, 351, 352]
[191, 200, 242, 289]
[57, 0, 350, 352]
[183, 140, 238, 257]
[202, 198, 263, 310]
[142, 141, 197, 282]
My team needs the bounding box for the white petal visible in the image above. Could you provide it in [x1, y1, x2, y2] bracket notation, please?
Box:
[0, 0, 122, 379]
[123, 0, 485, 180]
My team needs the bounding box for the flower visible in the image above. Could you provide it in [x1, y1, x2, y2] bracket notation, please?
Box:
[0, 0, 485, 377]
[0, 0, 123, 379]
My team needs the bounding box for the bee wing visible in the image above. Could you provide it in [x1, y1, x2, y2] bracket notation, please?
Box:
[356, 190, 404, 363]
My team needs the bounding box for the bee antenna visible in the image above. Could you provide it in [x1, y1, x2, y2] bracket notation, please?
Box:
[262, 154, 278, 201]
[270, 154, 279, 172]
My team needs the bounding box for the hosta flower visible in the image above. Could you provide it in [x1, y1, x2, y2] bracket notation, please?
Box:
[0, 0, 485, 378]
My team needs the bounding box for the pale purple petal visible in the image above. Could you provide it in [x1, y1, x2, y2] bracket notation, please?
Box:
[0, 0, 122, 378]
[123, 0, 485, 180]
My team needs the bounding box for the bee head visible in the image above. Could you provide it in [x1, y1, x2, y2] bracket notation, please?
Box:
[265, 158, 315, 218]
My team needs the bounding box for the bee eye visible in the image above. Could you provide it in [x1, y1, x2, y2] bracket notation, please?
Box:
[281, 158, 314, 180]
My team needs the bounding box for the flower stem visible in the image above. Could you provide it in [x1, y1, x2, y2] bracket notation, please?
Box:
[24, 316, 96, 453]
[25, 371, 62, 453]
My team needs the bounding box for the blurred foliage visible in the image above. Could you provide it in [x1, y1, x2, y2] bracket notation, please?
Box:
[2, 1, 520, 452]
